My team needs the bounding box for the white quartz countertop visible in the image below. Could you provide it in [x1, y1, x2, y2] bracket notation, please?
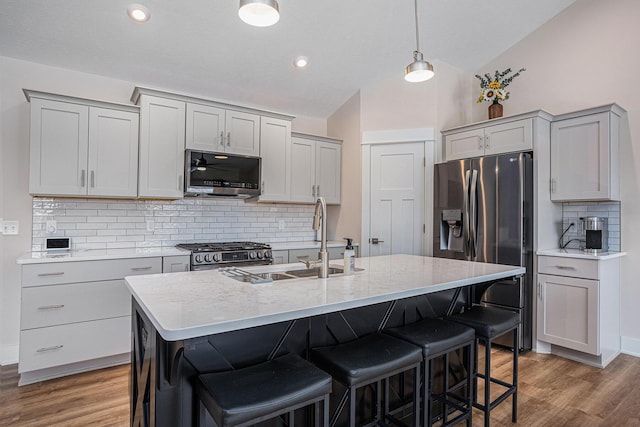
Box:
[269, 240, 358, 251]
[537, 248, 626, 260]
[125, 254, 525, 341]
[16, 247, 190, 264]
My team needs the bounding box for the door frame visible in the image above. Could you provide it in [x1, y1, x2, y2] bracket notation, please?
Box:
[361, 128, 435, 257]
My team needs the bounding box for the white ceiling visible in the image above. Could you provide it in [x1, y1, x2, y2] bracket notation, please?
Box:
[0, 0, 575, 118]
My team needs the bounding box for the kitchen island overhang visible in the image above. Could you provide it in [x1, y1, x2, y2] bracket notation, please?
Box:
[125, 254, 524, 427]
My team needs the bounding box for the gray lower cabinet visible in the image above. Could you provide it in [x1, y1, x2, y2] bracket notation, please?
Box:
[18, 255, 186, 385]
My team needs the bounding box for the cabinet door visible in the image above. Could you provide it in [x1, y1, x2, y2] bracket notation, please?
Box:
[259, 117, 291, 202]
[316, 141, 341, 204]
[537, 273, 599, 355]
[444, 129, 485, 161]
[29, 98, 89, 196]
[271, 250, 289, 265]
[290, 137, 316, 203]
[162, 255, 190, 272]
[185, 103, 225, 152]
[225, 110, 260, 156]
[550, 112, 612, 201]
[138, 95, 186, 198]
[87, 107, 139, 197]
[484, 118, 533, 156]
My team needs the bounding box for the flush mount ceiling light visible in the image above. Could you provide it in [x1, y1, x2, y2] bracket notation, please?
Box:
[294, 56, 309, 69]
[238, 0, 280, 27]
[404, 0, 434, 82]
[127, 4, 150, 22]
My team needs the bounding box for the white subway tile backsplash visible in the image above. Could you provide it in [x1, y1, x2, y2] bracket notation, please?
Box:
[561, 201, 621, 252]
[32, 197, 317, 251]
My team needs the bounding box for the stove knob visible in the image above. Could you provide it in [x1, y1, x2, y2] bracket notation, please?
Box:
[249, 251, 256, 259]
[213, 253, 221, 262]
[264, 251, 271, 259]
[256, 251, 263, 259]
[204, 254, 212, 262]
[195, 254, 203, 263]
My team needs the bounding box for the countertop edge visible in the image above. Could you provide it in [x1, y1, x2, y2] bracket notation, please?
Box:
[132, 263, 525, 341]
[17, 248, 191, 264]
[536, 249, 627, 260]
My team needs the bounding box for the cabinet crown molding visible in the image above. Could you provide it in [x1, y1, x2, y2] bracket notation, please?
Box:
[551, 103, 626, 122]
[23, 89, 139, 113]
[442, 109, 553, 136]
[291, 132, 342, 145]
[131, 86, 295, 121]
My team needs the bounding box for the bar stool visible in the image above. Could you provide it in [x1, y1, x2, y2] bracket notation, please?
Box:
[311, 333, 422, 427]
[385, 318, 475, 427]
[196, 353, 332, 427]
[446, 306, 520, 427]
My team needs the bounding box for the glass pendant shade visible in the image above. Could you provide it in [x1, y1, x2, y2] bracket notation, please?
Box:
[238, 0, 280, 27]
[404, 51, 434, 82]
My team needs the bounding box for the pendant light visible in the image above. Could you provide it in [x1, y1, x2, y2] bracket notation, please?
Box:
[238, 0, 280, 27]
[404, 0, 434, 82]
[194, 153, 208, 171]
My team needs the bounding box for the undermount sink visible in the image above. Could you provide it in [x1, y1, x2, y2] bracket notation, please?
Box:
[221, 266, 364, 284]
[284, 267, 346, 278]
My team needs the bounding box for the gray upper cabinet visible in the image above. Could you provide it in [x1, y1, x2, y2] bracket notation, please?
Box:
[550, 104, 624, 201]
[259, 117, 292, 202]
[135, 93, 186, 199]
[444, 117, 533, 161]
[186, 103, 260, 157]
[26, 90, 139, 198]
[290, 133, 342, 204]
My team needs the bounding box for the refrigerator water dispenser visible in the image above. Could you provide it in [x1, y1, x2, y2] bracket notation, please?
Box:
[440, 209, 463, 252]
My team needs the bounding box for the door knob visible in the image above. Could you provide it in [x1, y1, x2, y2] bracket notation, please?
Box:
[370, 238, 384, 244]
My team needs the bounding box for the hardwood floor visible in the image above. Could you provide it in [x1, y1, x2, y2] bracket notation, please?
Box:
[1, 350, 639, 426]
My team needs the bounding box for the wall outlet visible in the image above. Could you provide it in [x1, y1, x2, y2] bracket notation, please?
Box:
[2, 220, 19, 235]
[146, 220, 155, 232]
[46, 220, 57, 234]
[278, 220, 285, 230]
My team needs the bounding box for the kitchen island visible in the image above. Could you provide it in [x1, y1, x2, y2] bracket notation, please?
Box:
[125, 254, 524, 426]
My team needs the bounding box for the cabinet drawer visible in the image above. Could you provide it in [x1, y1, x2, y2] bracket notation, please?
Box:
[22, 257, 162, 287]
[538, 256, 598, 279]
[19, 316, 130, 373]
[21, 280, 131, 330]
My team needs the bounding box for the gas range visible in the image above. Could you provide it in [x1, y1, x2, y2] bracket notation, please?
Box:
[176, 242, 272, 271]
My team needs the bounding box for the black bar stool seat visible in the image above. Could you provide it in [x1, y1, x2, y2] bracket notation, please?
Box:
[312, 333, 422, 426]
[385, 318, 475, 427]
[447, 306, 520, 427]
[197, 353, 332, 427]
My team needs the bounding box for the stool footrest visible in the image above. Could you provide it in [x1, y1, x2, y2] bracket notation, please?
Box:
[473, 385, 516, 412]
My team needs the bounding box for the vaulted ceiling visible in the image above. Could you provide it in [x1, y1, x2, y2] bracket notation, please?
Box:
[0, 0, 575, 118]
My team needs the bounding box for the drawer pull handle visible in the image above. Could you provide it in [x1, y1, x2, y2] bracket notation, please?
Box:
[131, 266, 153, 271]
[37, 272, 65, 277]
[555, 265, 577, 270]
[36, 345, 63, 353]
[38, 304, 65, 310]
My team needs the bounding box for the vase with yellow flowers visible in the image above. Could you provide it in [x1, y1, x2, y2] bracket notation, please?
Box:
[475, 67, 525, 119]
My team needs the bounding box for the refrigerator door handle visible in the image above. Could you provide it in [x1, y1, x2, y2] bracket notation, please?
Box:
[470, 169, 478, 259]
[463, 169, 471, 258]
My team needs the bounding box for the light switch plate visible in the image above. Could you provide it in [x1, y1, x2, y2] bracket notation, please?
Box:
[2, 220, 19, 235]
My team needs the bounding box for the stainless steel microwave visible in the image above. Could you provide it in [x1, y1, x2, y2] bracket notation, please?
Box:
[184, 150, 261, 198]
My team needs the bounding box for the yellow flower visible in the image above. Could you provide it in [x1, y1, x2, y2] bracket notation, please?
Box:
[489, 81, 501, 89]
[477, 92, 484, 104]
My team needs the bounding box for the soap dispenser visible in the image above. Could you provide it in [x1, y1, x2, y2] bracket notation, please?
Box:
[343, 238, 356, 275]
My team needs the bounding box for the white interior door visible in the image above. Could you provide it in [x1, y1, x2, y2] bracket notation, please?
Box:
[369, 142, 425, 256]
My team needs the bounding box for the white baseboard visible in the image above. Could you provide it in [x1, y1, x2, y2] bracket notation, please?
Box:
[621, 336, 640, 357]
[1, 345, 19, 366]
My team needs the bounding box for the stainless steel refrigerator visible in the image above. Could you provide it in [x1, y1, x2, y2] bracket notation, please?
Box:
[433, 152, 533, 351]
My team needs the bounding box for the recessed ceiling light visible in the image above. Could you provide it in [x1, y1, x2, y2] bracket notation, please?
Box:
[239, 0, 280, 27]
[127, 4, 150, 23]
[294, 56, 309, 69]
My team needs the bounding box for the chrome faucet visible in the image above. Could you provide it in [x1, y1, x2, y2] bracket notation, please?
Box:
[300, 197, 329, 278]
